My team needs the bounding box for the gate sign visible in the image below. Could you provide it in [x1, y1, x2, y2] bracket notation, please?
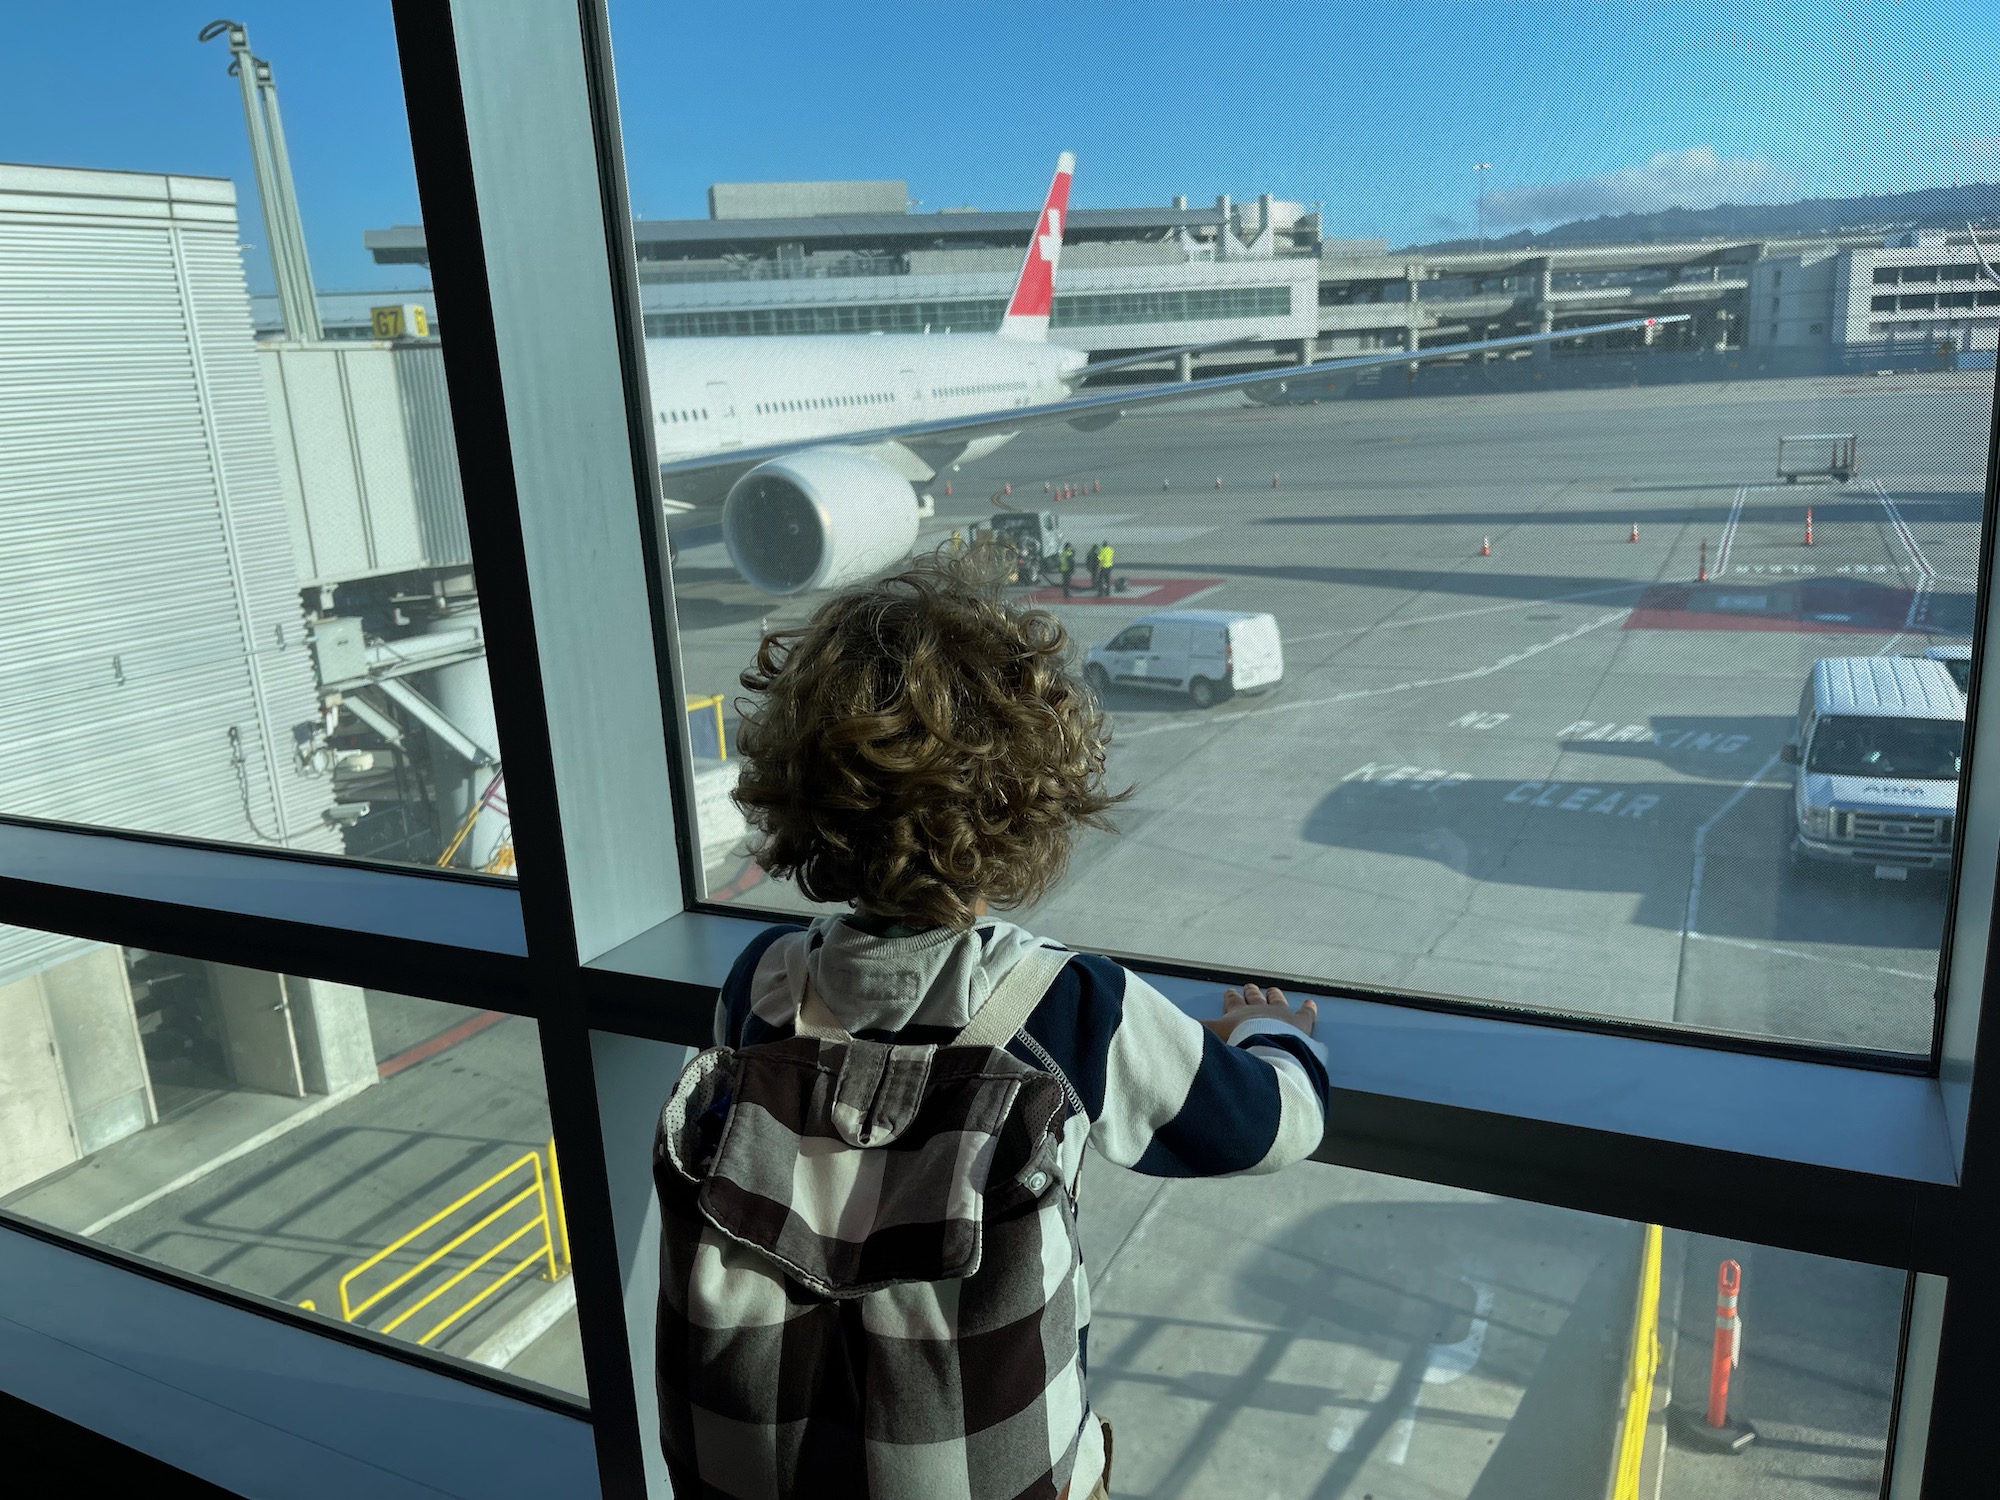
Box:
[370, 304, 430, 339]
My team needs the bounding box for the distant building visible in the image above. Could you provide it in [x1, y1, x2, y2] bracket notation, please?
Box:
[359, 181, 2000, 376]
[1747, 231, 1999, 355]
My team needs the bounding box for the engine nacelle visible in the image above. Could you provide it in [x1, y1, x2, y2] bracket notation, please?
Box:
[722, 448, 922, 595]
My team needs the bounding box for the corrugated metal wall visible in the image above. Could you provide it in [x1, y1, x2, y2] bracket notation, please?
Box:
[0, 164, 338, 984]
[393, 342, 472, 567]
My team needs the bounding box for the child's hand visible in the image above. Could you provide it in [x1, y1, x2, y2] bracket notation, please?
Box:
[1201, 983, 1318, 1041]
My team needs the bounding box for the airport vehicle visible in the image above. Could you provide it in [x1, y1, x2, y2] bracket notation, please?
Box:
[1777, 433, 1857, 483]
[1923, 643, 1972, 695]
[988, 511, 1067, 583]
[1083, 610, 1283, 709]
[648, 154, 1686, 596]
[1783, 656, 1963, 874]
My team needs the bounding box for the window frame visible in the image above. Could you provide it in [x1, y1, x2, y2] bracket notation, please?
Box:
[0, 0, 1994, 1496]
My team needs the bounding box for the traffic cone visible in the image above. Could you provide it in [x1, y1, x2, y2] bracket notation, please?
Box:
[1699, 538, 1709, 582]
[1629, 522, 1640, 542]
[1804, 508, 1813, 546]
[1093, 479, 1101, 494]
[1480, 536, 1491, 557]
[944, 481, 952, 496]
[1272, 474, 1281, 489]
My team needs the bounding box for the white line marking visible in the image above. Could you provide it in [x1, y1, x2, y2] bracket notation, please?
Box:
[1387, 1278, 1493, 1466]
[1682, 750, 1785, 937]
[1687, 932, 1934, 982]
[1872, 480, 1935, 633]
[1121, 611, 1628, 740]
[1872, 480, 1935, 580]
[1712, 484, 1747, 577]
[1283, 582, 1641, 647]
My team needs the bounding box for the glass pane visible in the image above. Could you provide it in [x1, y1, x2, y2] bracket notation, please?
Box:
[1079, 1156, 1902, 1498]
[0, 10, 511, 874]
[613, 0, 1992, 1054]
[0, 930, 582, 1401]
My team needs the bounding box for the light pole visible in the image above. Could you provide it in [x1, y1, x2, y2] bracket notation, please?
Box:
[1474, 162, 1492, 249]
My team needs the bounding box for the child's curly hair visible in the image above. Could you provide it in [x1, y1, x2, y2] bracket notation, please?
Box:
[731, 539, 1128, 930]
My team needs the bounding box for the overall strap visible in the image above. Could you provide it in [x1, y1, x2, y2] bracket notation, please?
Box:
[954, 945, 1072, 1049]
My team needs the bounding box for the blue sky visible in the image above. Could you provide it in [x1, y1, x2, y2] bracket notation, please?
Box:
[3, 2, 1994, 295]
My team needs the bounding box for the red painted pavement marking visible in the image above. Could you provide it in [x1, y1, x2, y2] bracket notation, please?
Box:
[1024, 576, 1225, 607]
[378, 1009, 509, 1079]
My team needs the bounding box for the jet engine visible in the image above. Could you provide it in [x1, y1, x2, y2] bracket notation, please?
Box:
[722, 448, 922, 595]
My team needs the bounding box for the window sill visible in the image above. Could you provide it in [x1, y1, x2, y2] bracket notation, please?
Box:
[0, 1220, 596, 1500]
[590, 908, 1959, 1267]
[0, 816, 532, 1007]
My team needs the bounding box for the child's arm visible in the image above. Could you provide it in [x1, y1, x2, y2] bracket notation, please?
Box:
[1026, 955, 1329, 1178]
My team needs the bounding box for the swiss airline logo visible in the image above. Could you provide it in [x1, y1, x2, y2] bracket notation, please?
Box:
[1005, 154, 1073, 320]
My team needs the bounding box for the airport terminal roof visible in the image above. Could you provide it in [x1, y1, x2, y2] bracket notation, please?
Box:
[364, 205, 1232, 266]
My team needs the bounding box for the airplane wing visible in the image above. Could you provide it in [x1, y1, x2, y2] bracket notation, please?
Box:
[659, 314, 1690, 499]
[1060, 334, 1269, 384]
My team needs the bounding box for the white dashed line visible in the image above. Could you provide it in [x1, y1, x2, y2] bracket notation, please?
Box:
[1119, 610, 1628, 740]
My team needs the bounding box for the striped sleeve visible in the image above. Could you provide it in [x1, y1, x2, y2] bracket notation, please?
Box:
[1020, 954, 1329, 1178]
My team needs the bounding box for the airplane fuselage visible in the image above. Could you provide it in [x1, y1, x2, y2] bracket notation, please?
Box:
[644, 334, 1086, 466]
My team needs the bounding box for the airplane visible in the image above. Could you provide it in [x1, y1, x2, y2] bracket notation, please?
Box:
[644, 153, 1687, 595]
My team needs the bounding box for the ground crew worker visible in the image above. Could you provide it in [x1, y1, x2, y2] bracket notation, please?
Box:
[1060, 540, 1076, 598]
[1095, 540, 1115, 597]
[949, 529, 964, 556]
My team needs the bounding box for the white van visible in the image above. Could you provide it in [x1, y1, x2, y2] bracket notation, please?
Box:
[1922, 643, 1971, 695]
[1784, 656, 1963, 874]
[1083, 609, 1284, 709]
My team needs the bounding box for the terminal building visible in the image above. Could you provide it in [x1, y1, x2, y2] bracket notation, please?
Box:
[347, 176, 1999, 381]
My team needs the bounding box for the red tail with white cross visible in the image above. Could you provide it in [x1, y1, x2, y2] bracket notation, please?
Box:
[996, 152, 1073, 341]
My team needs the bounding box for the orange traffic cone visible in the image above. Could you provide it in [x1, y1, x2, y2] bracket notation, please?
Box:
[1804, 508, 1813, 547]
[1629, 522, 1640, 542]
[944, 482, 952, 496]
[1699, 538, 1709, 581]
[1480, 537, 1491, 557]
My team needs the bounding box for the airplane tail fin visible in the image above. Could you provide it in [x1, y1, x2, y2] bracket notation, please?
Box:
[996, 152, 1073, 341]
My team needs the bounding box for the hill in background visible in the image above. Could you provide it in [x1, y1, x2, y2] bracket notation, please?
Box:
[1402, 181, 2000, 253]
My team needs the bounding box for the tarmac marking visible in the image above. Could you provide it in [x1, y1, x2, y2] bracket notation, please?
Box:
[1872, 479, 1936, 631]
[1503, 783, 1659, 817]
[1120, 610, 1628, 740]
[1712, 485, 1747, 576]
[1558, 722, 1752, 754]
[1448, 711, 1511, 730]
[1681, 750, 1786, 938]
[1341, 763, 1472, 791]
[1686, 932, 1934, 983]
[1283, 583, 1641, 647]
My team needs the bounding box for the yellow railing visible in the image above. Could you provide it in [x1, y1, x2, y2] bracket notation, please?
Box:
[335, 1138, 569, 1348]
[1609, 1223, 1664, 1500]
[687, 693, 727, 760]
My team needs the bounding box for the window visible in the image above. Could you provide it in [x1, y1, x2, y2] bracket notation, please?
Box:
[0, 12, 508, 880]
[7, 4, 2000, 1498]
[0, 930, 584, 1402]
[648, 3, 1995, 1062]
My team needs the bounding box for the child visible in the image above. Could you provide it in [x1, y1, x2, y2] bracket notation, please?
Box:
[659, 543, 1327, 1500]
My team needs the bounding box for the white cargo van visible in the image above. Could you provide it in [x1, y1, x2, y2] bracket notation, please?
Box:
[1083, 609, 1283, 709]
[1922, 643, 1971, 695]
[1784, 656, 1963, 874]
